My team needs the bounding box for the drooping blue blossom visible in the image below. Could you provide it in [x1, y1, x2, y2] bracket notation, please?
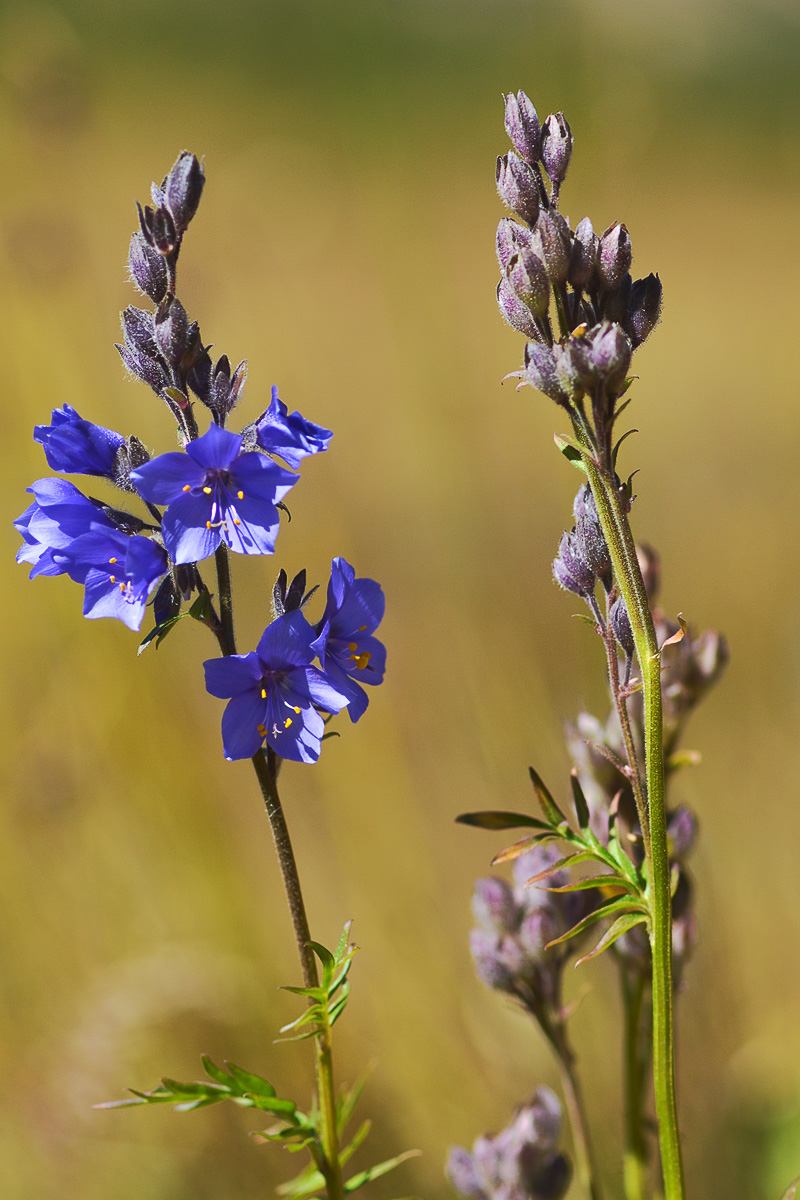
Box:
[311, 558, 385, 722]
[34, 405, 125, 479]
[131, 423, 296, 565]
[14, 478, 116, 577]
[253, 385, 333, 470]
[58, 527, 170, 631]
[203, 610, 350, 763]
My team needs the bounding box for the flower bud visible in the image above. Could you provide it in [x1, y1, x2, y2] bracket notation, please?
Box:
[149, 205, 178, 256]
[153, 574, 181, 626]
[568, 216, 598, 290]
[446, 1148, 486, 1200]
[625, 272, 663, 347]
[573, 494, 612, 592]
[534, 211, 571, 284]
[128, 232, 168, 302]
[497, 277, 539, 339]
[496, 152, 540, 226]
[597, 222, 633, 291]
[610, 595, 635, 657]
[517, 908, 559, 958]
[165, 151, 205, 231]
[496, 217, 520, 272]
[504, 91, 541, 164]
[507, 246, 550, 319]
[524, 343, 570, 405]
[541, 113, 572, 185]
[115, 343, 169, 394]
[587, 321, 632, 397]
[553, 529, 595, 598]
[121, 306, 158, 358]
[469, 929, 518, 993]
[636, 543, 660, 601]
[472, 877, 519, 933]
[602, 272, 632, 325]
[155, 297, 189, 368]
[668, 805, 698, 859]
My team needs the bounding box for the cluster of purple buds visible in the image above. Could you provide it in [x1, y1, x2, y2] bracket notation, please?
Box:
[447, 1088, 571, 1200]
[495, 92, 662, 424]
[14, 152, 387, 764]
[469, 846, 595, 1013]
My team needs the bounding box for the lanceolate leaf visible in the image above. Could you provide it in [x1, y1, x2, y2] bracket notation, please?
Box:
[543, 873, 637, 895]
[545, 896, 648, 951]
[343, 1150, 421, 1194]
[570, 770, 591, 832]
[575, 912, 649, 966]
[455, 810, 552, 831]
[522, 850, 597, 885]
[528, 766, 568, 826]
[491, 831, 561, 865]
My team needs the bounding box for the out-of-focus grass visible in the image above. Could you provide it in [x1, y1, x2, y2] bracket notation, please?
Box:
[1, 2, 800, 1198]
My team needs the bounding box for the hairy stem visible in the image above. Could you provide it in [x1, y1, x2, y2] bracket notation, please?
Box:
[600, 608, 651, 864]
[622, 970, 650, 1200]
[572, 433, 685, 1200]
[542, 1017, 603, 1200]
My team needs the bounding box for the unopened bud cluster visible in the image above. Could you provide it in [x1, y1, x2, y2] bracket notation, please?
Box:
[448, 1088, 572, 1200]
[495, 92, 662, 439]
[470, 845, 594, 1012]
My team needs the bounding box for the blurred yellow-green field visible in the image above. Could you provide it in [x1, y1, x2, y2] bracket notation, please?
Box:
[2, 2, 800, 1197]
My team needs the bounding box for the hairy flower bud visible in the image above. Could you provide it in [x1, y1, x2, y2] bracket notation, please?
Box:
[155, 297, 189, 367]
[128, 232, 168, 302]
[602, 272, 632, 325]
[469, 929, 519, 993]
[568, 216, 598, 290]
[504, 91, 541, 164]
[668, 805, 698, 860]
[524, 342, 570, 404]
[497, 277, 539, 339]
[573, 489, 613, 592]
[553, 529, 595, 598]
[496, 152, 540, 226]
[625, 272, 663, 347]
[121, 306, 158, 358]
[541, 113, 572, 185]
[472, 877, 520, 933]
[587, 321, 632, 397]
[597, 222, 633, 292]
[636, 543, 661, 601]
[507, 246, 550, 319]
[610, 595, 635, 657]
[534, 210, 570, 284]
[165, 151, 205, 232]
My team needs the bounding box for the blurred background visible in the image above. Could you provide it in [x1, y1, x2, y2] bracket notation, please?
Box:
[2, 0, 800, 1196]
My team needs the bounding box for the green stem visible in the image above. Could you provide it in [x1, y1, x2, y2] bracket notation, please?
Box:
[538, 1008, 603, 1200]
[571, 429, 686, 1200]
[212, 549, 344, 1200]
[622, 970, 649, 1200]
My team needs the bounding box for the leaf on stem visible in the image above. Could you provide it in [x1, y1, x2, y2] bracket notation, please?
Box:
[343, 1149, 421, 1194]
[522, 850, 597, 885]
[544, 896, 648, 951]
[554, 432, 589, 474]
[491, 831, 562, 865]
[528, 766, 569, 827]
[570, 770, 591, 832]
[575, 912, 649, 966]
[455, 810, 553, 831]
[660, 614, 687, 651]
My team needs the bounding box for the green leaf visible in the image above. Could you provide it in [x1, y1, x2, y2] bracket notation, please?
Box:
[491, 831, 562, 866]
[570, 771, 591, 831]
[188, 589, 214, 622]
[554, 432, 589, 474]
[612, 428, 638, 468]
[308, 940, 336, 978]
[341, 1119, 372, 1165]
[528, 766, 568, 826]
[666, 749, 702, 772]
[276, 1166, 326, 1198]
[518, 850, 597, 885]
[545, 896, 648, 950]
[201, 1056, 234, 1087]
[225, 1063, 277, 1099]
[543, 872, 637, 895]
[455, 810, 552, 831]
[282, 985, 328, 1001]
[575, 913, 649, 966]
[337, 1062, 375, 1137]
[138, 612, 183, 655]
[780, 1179, 799, 1200]
[343, 1150, 421, 1193]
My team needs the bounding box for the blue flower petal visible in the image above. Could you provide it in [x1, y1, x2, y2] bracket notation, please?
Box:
[132, 452, 205, 505]
[204, 652, 263, 699]
[220, 690, 269, 760]
[186, 424, 242, 470]
[160, 492, 220, 563]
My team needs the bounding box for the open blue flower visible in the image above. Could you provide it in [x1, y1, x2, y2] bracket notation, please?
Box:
[204, 610, 350, 762]
[59, 527, 169, 631]
[14, 478, 116, 577]
[254, 385, 333, 469]
[131, 424, 296, 564]
[311, 558, 386, 722]
[34, 405, 125, 478]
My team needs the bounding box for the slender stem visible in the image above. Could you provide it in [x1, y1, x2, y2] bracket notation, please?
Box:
[571, 430, 685, 1200]
[212, 547, 344, 1200]
[539, 1013, 603, 1200]
[622, 970, 649, 1200]
[600, 605, 651, 864]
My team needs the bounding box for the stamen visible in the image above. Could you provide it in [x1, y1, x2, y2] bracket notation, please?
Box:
[237, 490, 244, 500]
[203, 486, 212, 495]
[357, 625, 367, 632]
[256, 723, 267, 736]
[108, 557, 118, 565]
[233, 518, 241, 526]
[284, 717, 293, 729]
[109, 575, 116, 583]
[348, 642, 357, 652]
[353, 651, 371, 670]
[293, 706, 301, 714]
[206, 520, 212, 529]
[182, 484, 191, 492]
[261, 688, 267, 699]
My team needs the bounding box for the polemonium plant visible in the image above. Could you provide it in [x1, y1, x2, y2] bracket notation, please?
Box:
[14, 152, 413, 1200]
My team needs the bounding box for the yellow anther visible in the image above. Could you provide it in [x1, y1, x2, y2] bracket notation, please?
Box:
[109, 575, 116, 584]
[571, 322, 588, 338]
[203, 486, 212, 494]
[348, 642, 357, 652]
[206, 520, 212, 529]
[233, 518, 241, 526]
[293, 706, 301, 714]
[257, 723, 267, 736]
[357, 625, 367, 632]
[119, 582, 126, 593]
[261, 688, 267, 699]
[237, 490, 244, 500]
[182, 484, 191, 492]
[108, 557, 118, 565]
[354, 651, 371, 670]
[284, 717, 293, 729]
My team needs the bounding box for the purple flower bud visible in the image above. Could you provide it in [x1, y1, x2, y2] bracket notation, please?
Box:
[524, 1087, 564, 1149]
[597, 222, 633, 292]
[150, 206, 178, 256]
[554, 529, 595, 598]
[504, 91, 541, 164]
[692, 629, 729, 686]
[128, 232, 168, 303]
[517, 909, 559, 958]
[524, 1153, 572, 1200]
[568, 217, 598, 290]
[496, 218, 520, 272]
[636, 543, 661, 601]
[668, 805, 698, 859]
[469, 929, 518, 993]
[507, 246, 550, 319]
[121, 306, 158, 358]
[610, 595, 635, 657]
[586, 321, 632, 397]
[472, 877, 520, 933]
[534, 211, 570, 285]
[155, 297, 189, 368]
[541, 113, 573, 185]
[497, 277, 539, 339]
[523, 343, 570, 405]
[602, 272, 632, 325]
[574, 503, 612, 593]
[447, 1148, 487, 1200]
[625, 272, 663, 348]
[165, 151, 205, 232]
[496, 152, 540, 226]
[115, 343, 170, 394]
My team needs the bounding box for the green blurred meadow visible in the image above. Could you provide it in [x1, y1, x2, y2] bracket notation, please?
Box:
[2, 1, 800, 1196]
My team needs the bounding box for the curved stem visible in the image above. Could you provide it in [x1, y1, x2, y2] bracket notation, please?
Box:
[600, 608, 651, 865]
[539, 1013, 603, 1200]
[622, 970, 650, 1200]
[572, 434, 685, 1200]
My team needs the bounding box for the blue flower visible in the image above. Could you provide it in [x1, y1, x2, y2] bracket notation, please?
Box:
[254, 385, 333, 470]
[131, 423, 296, 565]
[59, 527, 169, 631]
[203, 610, 350, 762]
[14, 478, 116, 577]
[311, 558, 386, 722]
[33, 405, 125, 478]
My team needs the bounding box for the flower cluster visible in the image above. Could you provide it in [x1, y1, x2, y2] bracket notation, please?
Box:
[447, 1089, 571, 1200]
[14, 152, 384, 763]
[470, 845, 595, 1015]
